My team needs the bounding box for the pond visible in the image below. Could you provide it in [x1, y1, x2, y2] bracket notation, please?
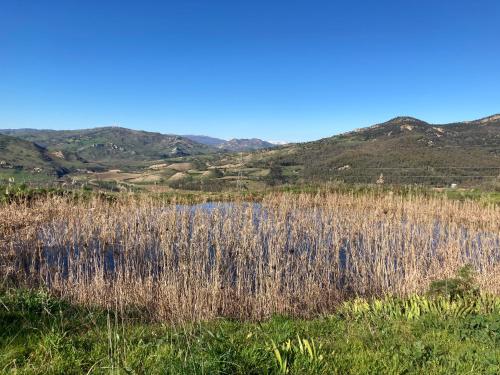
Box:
[15, 201, 500, 292]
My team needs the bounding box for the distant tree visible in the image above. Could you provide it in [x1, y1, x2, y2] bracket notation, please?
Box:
[191, 158, 207, 170]
[212, 168, 223, 178]
[267, 164, 285, 186]
[428, 265, 479, 300]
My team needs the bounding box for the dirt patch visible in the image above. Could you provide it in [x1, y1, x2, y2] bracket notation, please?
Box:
[51, 151, 65, 159]
[129, 174, 162, 183]
[148, 163, 168, 170]
[91, 170, 141, 181]
[169, 172, 188, 181]
[167, 163, 192, 171]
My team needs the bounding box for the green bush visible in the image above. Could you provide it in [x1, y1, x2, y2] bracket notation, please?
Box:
[428, 265, 480, 300]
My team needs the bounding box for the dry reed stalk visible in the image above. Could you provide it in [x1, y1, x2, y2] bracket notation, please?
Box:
[1, 192, 499, 322]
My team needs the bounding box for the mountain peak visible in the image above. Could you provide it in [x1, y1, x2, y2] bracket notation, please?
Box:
[385, 116, 427, 124]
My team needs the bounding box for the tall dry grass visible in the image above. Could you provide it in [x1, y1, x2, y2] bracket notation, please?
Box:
[1, 192, 499, 322]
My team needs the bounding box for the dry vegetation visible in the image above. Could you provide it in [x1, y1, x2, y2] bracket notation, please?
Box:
[1, 192, 499, 323]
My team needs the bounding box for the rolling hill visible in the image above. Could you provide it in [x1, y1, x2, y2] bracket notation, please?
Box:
[247, 115, 500, 186]
[1, 114, 499, 188]
[0, 134, 68, 178]
[182, 135, 227, 147]
[0, 127, 214, 168]
[221, 138, 275, 152]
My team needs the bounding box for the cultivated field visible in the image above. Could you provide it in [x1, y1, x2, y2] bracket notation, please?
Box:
[2, 191, 499, 322]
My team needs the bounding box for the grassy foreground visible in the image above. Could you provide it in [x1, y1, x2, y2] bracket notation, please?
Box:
[1, 289, 499, 374]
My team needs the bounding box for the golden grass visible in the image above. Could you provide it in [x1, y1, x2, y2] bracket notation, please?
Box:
[90, 170, 142, 181]
[1, 192, 499, 323]
[168, 172, 188, 181]
[166, 162, 193, 171]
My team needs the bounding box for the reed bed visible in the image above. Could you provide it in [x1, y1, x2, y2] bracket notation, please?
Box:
[1, 192, 499, 322]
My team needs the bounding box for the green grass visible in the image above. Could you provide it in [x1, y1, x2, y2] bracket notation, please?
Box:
[444, 188, 500, 204]
[1, 289, 498, 374]
[0, 170, 57, 185]
[2, 181, 500, 207]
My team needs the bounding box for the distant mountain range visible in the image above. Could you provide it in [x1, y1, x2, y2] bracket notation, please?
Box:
[0, 127, 277, 178]
[1, 115, 499, 187]
[182, 135, 226, 147]
[183, 135, 276, 151]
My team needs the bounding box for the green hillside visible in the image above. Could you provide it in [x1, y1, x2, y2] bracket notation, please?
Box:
[1, 115, 499, 189]
[0, 134, 68, 180]
[248, 115, 500, 187]
[0, 127, 214, 168]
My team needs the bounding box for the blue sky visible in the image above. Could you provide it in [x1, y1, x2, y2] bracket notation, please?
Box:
[1, 1, 499, 142]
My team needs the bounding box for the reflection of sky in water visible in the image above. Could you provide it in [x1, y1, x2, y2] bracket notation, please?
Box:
[30, 203, 500, 286]
[176, 202, 262, 212]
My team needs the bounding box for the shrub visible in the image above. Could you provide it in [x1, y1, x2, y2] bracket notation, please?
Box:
[428, 265, 480, 300]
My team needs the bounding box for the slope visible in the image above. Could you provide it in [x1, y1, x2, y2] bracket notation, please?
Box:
[0, 134, 68, 178]
[183, 134, 276, 151]
[1, 127, 214, 168]
[249, 115, 500, 186]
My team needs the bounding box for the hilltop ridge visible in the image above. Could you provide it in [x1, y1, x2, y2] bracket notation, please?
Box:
[1, 113, 499, 188]
[246, 114, 500, 186]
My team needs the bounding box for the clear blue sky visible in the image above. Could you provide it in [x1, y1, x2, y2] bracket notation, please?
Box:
[1, 1, 499, 142]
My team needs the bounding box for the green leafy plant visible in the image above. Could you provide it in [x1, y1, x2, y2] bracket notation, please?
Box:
[339, 292, 500, 321]
[428, 265, 480, 300]
[269, 335, 324, 374]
